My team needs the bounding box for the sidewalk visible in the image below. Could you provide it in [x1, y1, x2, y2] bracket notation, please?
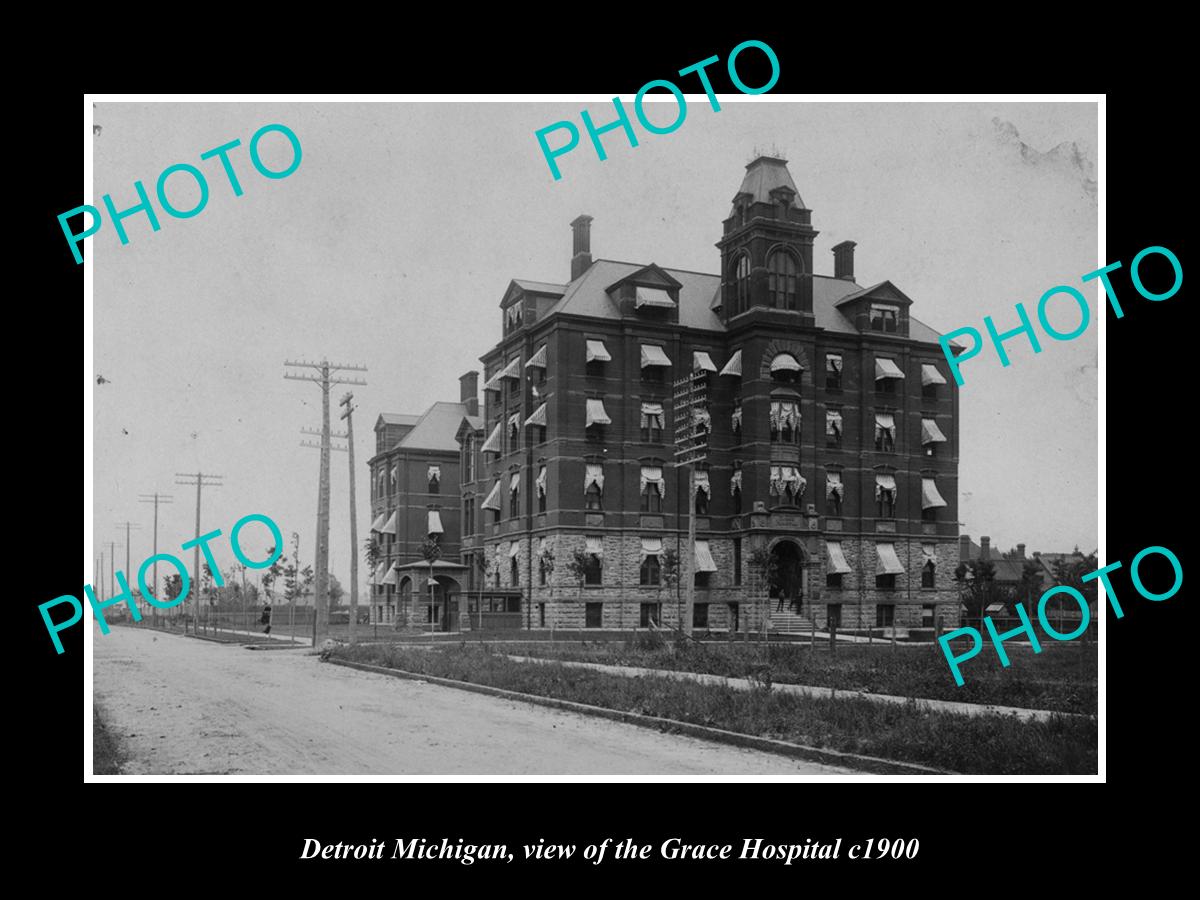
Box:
[504, 655, 1084, 723]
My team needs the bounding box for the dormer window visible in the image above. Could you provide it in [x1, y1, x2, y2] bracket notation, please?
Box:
[870, 304, 899, 333]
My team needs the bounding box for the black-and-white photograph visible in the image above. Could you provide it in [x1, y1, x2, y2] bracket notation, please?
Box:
[88, 98, 1098, 778]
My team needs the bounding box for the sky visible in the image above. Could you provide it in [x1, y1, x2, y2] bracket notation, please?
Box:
[91, 99, 1098, 596]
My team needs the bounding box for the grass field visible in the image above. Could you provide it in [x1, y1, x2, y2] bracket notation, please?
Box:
[491, 635, 1097, 714]
[93, 706, 123, 775]
[328, 643, 1097, 775]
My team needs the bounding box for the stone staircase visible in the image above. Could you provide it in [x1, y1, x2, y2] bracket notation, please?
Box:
[769, 610, 817, 634]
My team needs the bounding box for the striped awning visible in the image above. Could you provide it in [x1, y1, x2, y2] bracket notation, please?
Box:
[770, 353, 802, 373]
[481, 422, 502, 453]
[507, 412, 522, 431]
[509, 540, 520, 558]
[922, 477, 948, 510]
[875, 473, 897, 499]
[921, 418, 947, 444]
[427, 465, 440, 482]
[535, 466, 547, 497]
[585, 339, 611, 363]
[586, 398, 611, 427]
[826, 471, 844, 499]
[826, 409, 843, 435]
[875, 412, 896, 435]
[876, 542, 905, 575]
[585, 536, 604, 556]
[730, 470, 742, 495]
[922, 543, 938, 563]
[694, 471, 710, 497]
[693, 351, 717, 373]
[372, 562, 386, 585]
[875, 357, 905, 380]
[640, 537, 663, 560]
[524, 402, 547, 427]
[640, 344, 672, 368]
[584, 463, 604, 493]
[427, 510, 443, 535]
[694, 540, 718, 573]
[510, 471, 521, 492]
[525, 345, 547, 369]
[482, 369, 503, 392]
[480, 480, 503, 511]
[827, 541, 852, 575]
[500, 357, 522, 380]
[381, 565, 398, 586]
[921, 364, 947, 386]
[640, 465, 665, 498]
[635, 287, 675, 308]
[369, 513, 386, 533]
[719, 349, 742, 377]
[826, 354, 843, 373]
[380, 511, 398, 536]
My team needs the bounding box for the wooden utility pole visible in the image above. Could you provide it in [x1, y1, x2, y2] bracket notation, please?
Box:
[285, 359, 367, 646]
[300, 426, 347, 646]
[114, 520, 142, 608]
[137, 493, 173, 612]
[340, 392, 360, 645]
[673, 367, 708, 637]
[174, 472, 223, 634]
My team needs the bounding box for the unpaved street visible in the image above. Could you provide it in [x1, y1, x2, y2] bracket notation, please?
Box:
[94, 626, 854, 776]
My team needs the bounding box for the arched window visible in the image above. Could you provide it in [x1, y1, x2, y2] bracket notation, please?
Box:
[768, 250, 799, 310]
[640, 554, 661, 586]
[730, 253, 751, 315]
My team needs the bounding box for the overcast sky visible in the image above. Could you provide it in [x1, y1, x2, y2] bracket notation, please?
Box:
[91, 99, 1098, 594]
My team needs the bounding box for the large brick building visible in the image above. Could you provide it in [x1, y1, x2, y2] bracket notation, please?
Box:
[366, 399, 475, 628]
[446, 155, 962, 634]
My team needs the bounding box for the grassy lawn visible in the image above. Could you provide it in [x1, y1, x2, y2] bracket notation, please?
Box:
[93, 706, 123, 775]
[487, 636, 1097, 715]
[328, 643, 1096, 775]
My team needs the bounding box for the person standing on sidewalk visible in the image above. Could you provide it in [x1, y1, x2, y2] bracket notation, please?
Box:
[261, 603, 273, 636]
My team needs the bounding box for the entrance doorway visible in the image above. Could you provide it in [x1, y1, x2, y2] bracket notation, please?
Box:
[769, 540, 806, 614]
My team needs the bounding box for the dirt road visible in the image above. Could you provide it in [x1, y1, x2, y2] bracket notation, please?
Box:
[94, 626, 854, 776]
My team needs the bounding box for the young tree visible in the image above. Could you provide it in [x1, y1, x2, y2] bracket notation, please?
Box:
[659, 548, 680, 629]
[328, 573, 345, 607]
[1004, 559, 1044, 617]
[364, 536, 382, 569]
[748, 546, 778, 637]
[1050, 551, 1099, 614]
[565, 548, 591, 621]
[262, 546, 286, 602]
[539, 545, 556, 635]
[955, 559, 1009, 626]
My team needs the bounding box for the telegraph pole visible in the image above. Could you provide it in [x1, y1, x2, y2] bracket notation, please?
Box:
[114, 520, 142, 610]
[673, 366, 708, 637]
[174, 472, 224, 634]
[285, 358, 367, 646]
[300, 427, 347, 646]
[138, 492, 174, 618]
[107, 540, 123, 604]
[340, 392, 360, 645]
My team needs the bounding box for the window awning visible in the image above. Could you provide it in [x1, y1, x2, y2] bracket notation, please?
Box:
[500, 357, 522, 380]
[826, 354, 843, 373]
[641, 401, 664, 417]
[922, 477, 948, 510]
[921, 364, 947, 386]
[584, 463, 604, 493]
[482, 369, 504, 392]
[826, 410, 843, 435]
[875, 473, 897, 498]
[640, 537, 663, 559]
[694, 470, 710, 497]
[730, 470, 742, 495]
[693, 350, 717, 373]
[380, 511, 398, 535]
[370, 513, 386, 533]
[694, 540, 718, 573]
[635, 287, 675, 308]
[526, 345, 548, 369]
[525, 402, 548, 428]
[536, 466, 547, 497]
[875, 412, 896, 432]
[770, 400, 800, 429]
[427, 465, 440, 481]
[585, 339, 611, 363]
[390, 464, 398, 485]
[537, 537, 548, 557]
[509, 471, 521, 492]
[827, 541, 852, 575]
[427, 510, 443, 536]
[731, 406, 743, 430]
[875, 357, 905, 380]
[481, 422, 502, 453]
[480, 480, 503, 511]
[922, 543, 938, 563]
[586, 398, 611, 427]
[719, 349, 742, 377]
[372, 562, 386, 585]
[507, 412, 522, 431]
[381, 565, 399, 586]
[640, 465, 665, 498]
[876, 542, 905, 575]
[826, 471, 844, 499]
[585, 536, 604, 557]
[921, 418, 947, 444]
[770, 353, 802, 373]
[692, 407, 711, 428]
[640, 344, 672, 368]
[509, 540, 520, 558]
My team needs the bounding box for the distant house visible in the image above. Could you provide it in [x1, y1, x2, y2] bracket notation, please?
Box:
[959, 535, 1096, 612]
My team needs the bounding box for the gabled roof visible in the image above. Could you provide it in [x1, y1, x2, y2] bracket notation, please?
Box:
[376, 413, 420, 429]
[544, 259, 723, 330]
[834, 280, 914, 308]
[455, 414, 485, 443]
[513, 279, 566, 295]
[604, 263, 682, 293]
[391, 401, 473, 452]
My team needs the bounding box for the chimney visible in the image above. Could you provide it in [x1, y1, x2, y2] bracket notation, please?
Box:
[832, 240, 856, 281]
[959, 534, 971, 562]
[459, 370, 479, 417]
[980, 536, 991, 561]
[570, 214, 594, 281]
[1017, 543, 1026, 559]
